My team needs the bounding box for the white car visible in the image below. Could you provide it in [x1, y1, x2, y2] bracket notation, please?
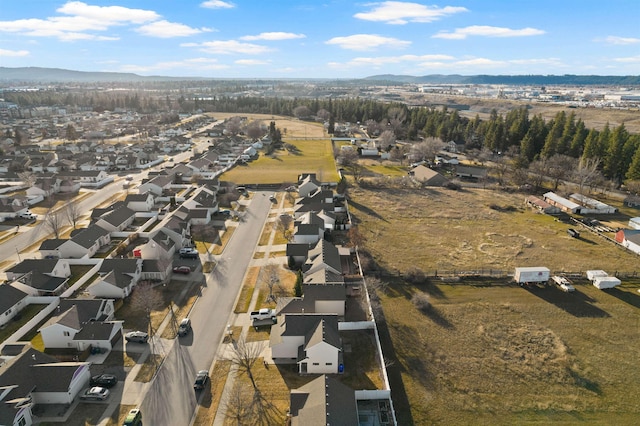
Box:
[80, 386, 110, 401]
[552, 276, 575, 292]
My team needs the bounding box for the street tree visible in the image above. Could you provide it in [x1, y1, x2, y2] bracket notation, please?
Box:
[260, 262, 281, 303]
[43, 210, 64, 239]
[66, 124, 79, 141]
[224, 382, 254, 426]
[276, 214, 293, 242]
[226, 336, 265, 392]
[64, 200, 83, 229]
[131, 281, 163, 334]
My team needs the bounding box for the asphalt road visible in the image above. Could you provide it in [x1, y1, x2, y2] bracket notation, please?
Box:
[140, 191, 273, 426]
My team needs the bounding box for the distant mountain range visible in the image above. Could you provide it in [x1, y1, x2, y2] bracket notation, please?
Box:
[0, 67, 638, 85]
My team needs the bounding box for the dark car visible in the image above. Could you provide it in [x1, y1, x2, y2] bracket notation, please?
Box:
[125, 331, 149, 343]
[194, 370, 209, 390]
[173, 266, 191, 274]
[178, 318, 192, 337]
[90, 374, 118, 388]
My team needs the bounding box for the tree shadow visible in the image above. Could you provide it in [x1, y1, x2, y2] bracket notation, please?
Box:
[347, 198, 388, 222]
[421, 306, 455, 329]
[524, 286, 610, 318]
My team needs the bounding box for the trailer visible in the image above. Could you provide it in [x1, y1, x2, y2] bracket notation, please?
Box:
[514, 267, 550, 284]
[586, 270, 608, 281]
[593, 276, 621, 289]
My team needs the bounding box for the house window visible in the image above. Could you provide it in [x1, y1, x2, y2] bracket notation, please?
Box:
[63, 331, 70, 337]
[312, 362, 320, 366]
[18, 417, 26, 426]
[325, 363, 333, 366]
[5, 309, 11, 316]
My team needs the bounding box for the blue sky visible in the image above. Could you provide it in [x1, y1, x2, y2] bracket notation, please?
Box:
[0, 0, 639, 78]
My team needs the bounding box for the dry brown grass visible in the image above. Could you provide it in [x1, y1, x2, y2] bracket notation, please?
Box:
[134, 354, 164, 382]
[258, 222, 274, 246]
[349, 185, 640, 274]
[105, 404, 137, 426]
[234, 267, 259, 313]
[209, 112, 326, 139]
[350, 183, 640, 424]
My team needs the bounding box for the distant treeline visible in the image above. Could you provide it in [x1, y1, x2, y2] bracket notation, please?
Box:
[5, 89, 640, 184]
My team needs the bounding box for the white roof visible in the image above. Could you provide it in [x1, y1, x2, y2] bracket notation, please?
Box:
[543, 192, 581, 210]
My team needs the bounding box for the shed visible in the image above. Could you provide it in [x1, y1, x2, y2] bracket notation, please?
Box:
[593, 276, 621, 289]
[525, 196, 561, 215]
[514, 267, 550, 283]
[569, 193, 617, 214]
[629, 217, 640, 230]
[586, 270, 609, 281]
[543, 192, 581, 214]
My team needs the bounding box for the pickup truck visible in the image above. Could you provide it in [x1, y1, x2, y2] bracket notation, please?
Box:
[250, 308, 276, 322]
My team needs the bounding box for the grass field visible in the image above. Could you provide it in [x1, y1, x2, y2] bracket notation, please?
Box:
[220, 139, 340, 185]
[208, 112, 327, 139]
[349, 182, 640, 425]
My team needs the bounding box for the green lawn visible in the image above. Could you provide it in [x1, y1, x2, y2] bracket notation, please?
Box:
[221, 139, 340, 184]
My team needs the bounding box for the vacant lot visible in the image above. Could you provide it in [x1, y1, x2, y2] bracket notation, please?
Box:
[208, 112, 327, 139]
[349, 183, 640, 424]
[349, 185, 639, 274]
[221, 139, 340, 185]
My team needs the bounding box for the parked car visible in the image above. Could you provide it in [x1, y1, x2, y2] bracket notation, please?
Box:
[179, 247, 199, 259]
[173, 266, 191, 274]
[122, 408, 142, 426]
[178, 318, 192, 336]
[250, 308, 276, 322]
[194, 370, 209, 390]
[125, 331, 149, 343]
[218, 209, 232, 216]
[269, 193, 277, 203]
[80, 386, 110, 401]
[90, 374, 118, 388]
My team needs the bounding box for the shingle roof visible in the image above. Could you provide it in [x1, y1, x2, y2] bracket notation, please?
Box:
[289, 375, 358, 426]
[98, 205, 135, 227]
[303, 268, 344, 285]
[6, 259, 60, 275]
[73, 321, 119, 341]
[0, 285, 28, 315]
[39, 238, 66, 251]
[70, 224, 109, 249]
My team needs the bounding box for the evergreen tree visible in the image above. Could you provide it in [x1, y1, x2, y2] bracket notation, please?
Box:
[603, 123, 627, 182]
[626, 144, 640, 181]
[294, 270, 303, 297]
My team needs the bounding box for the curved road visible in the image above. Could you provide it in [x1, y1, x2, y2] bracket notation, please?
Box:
[140, 191, 273, 425]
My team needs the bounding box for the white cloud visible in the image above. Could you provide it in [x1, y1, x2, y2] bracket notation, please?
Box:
[454, 57, 505, 67]
[200, 0, 235, 9]
[57, 1, 159, 24]
[603, 36, 640, 45]
[120, 57, 229, 73]
[614, 55, 640, 63]
[325, 34, 410, 51]
[509, 58, 564, 67]
[0, 48, 30, 57]
[354, 1, 468, 25]
[235, 59, 270, 65]
[181, 40, 272, 55]
[240, 32, 305, 41]
[0, 1, 158, 41]
[136, 20, 212, 38]
[434, 25, 545, 39]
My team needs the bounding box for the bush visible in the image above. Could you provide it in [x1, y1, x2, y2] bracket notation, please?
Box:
[411, 292, 431, 312]
[405, 267, 426, 284]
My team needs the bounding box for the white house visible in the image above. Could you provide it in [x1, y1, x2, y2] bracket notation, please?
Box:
[125, 192, 155, 212]
[0, 285, 30, 327]
[0, 347, 90, 425]
[39, 299, 120, 351]
[88, 258, 142, 299]
[270, 313, 342, 374]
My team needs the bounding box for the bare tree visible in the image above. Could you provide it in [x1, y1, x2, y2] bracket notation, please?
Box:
[528, 158, 549, 189]
[574, 157, 601, 195]
[377, 130, 396, 148]
[365, 119, 382, 137]
[225, 117, 243, 137]
[346, 225, 367, 248]
[548, 154, 575, 191]
[365, 276, 389, 296]
[131, 281, 163, 334]
[259, 263, 281, 303]
[226, 336, 265, 392]
[245, 120, 264, 141]
[293, 105, 312, 120]
[43, 210, 64, 239]
[336, 147, 358, 167]
[348, 162, 365, 184]
[276, 214, 293, 241]
[390, 144, 408, 164]
[63, 200, 84, 229]
[316, 108, 331, 121]
[492, 156, 510, 185]
[224, 382, 254, 426]
[18, 171, 37, 187]
[411, 137, 445, 162]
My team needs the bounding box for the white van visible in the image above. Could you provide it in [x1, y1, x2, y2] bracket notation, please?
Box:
[18, 212, 36, 220]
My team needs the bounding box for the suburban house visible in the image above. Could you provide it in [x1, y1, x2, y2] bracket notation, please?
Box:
[293, 189, 337, 218]
[125, 192, 155, 212]
[94, 205, 136, 232]
[302, 239, 343, 276]
[39, 299, 121, 352]
[26, 176, 61, 198]
[39, 224, 111, 259]
[286, 243, 311, 266]
[0, 284, 30, 327]
[297, 174, 321, 198]
[410, 164, 448, 187]
[0, 346, 91, 425]
[292, 212, 325, 245]
[141, 259, 171, 283]
[87, 258, 142, 299]
[289, 375, 359, 426]
[5, 259, 71, 296]
[270, 313, 343, 374]
[56, 170, 111, 188]
[138, 174, 174, 196]
[181, 186, 218, 213]
[136, 230, 177, 260]
[615, 229, 640, 255]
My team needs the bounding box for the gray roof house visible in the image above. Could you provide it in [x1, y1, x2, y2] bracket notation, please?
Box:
[0, 285, 29, 327]
[42, 224, 111, 258]
[0, 346, 91, 425]
[88, 258, 142, 299]
[303, 239, 343, 276]
[289, 375, 358, 426]
[270, 313, 342, 374]
[94, 205, 136, 232]
[5, 259, 71, 296]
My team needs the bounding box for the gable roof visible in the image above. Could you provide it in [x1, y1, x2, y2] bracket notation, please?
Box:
[57, 298, 110, 323]
[305, 239, 342, 273]
[17, 272, 67, 292]
[289, 375, 358, 426]
[6, 259, 61, 275]
[303, 267, 344, 285]
[97, 205, 135, 227]
[73, 322, 119, 341]
[39, 238, 66, 251]
[411, 165, 448, 186]
[69, 224, 109, 248]
[302, 284, 346, 302]
[271, 313, 340, 349]
[0, 285, 28, 315]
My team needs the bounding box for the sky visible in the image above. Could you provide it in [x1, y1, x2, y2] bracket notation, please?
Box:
[0, 0, 639, 79]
